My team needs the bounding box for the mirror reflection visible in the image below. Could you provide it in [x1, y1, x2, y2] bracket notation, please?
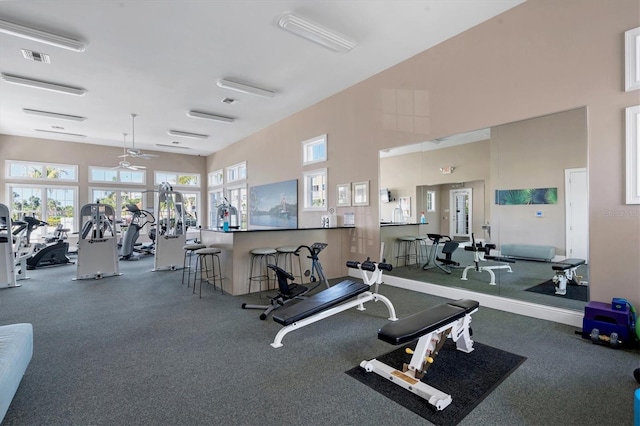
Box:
[379, 107, 588, 311]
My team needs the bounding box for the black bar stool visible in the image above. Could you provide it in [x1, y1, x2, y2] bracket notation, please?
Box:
[276, 246, 304, 284]
[182, 243, 206, 286]
[193, 247, 223, 298]
[248, 247, 277, 294]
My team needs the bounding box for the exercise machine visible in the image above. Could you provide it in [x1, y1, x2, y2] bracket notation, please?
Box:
[421, 233, 460, 274]
[0, 203, 18, 288]
[119, 204, 156, 260]
[21, 217, 72, 270]
[241, 264, 309, 320]
[241, 243, 329, 320]
[551, 258, 586, 295]
[460, 234, 514, 285]
[154, 183, 186, 271]
[75, 203, 121, 280]
[270, 258, 397, 348]
[360, 299, 480, 411]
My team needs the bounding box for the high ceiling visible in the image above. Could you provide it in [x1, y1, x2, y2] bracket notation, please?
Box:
[0, 1, 524, 157]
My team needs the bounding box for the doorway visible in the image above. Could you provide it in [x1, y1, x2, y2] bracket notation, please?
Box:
[565, 168, 588, 261]
[449, 188, 472, 240]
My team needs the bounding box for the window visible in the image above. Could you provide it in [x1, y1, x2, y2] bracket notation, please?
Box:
[154, 171, 199, 187]
[209, 189, 224, 226]
[7, 160, 77, 182]
[208, 169, 223, 187]
[427, 191, 436, 212]
[303, 168, 327, 210]
[9, 184, 77, 237]
[90, 188, 144, 225]
[302, 134, 327, 165]
[227, 185, 247, 229]
[89, 166, 145, 185]
[226, 162, 246, 183]
[180, 192, 200, 228]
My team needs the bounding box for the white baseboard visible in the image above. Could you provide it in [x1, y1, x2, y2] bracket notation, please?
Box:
[349, 270, 583, 328]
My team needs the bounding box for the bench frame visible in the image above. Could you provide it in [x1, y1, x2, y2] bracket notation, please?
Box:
[551, 258, 586, 295]
[270, 260, 397, 348]
[360, 301, 478, 411]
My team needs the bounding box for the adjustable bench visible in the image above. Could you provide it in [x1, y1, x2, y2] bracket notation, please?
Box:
[360, 299, 479, 411]
[461, 234, 515, 285]
[270, 259, 397, 348]
[551, 258, 586, 295]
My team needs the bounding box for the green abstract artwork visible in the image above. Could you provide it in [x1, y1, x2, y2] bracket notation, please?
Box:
[495, 187, 557, 205]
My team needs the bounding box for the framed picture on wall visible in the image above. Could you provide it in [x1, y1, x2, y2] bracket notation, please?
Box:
[336, 183, 351, 207]
[626, 104, 640, 204]
[352, 181, 369, 206]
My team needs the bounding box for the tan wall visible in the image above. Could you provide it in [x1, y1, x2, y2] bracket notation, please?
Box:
[206, 0, 640, 307]
[0, 135, 207, 224]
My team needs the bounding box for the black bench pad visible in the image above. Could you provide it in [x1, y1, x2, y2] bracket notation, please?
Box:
[552, 258, 585, 271]
[378, 299, 479, 345]
[273, 280, 370, 326]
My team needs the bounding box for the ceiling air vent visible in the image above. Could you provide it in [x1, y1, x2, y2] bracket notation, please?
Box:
[221, 97, 238, 105]
[21, 49, 50, 63]
[156, 143, 190, 150]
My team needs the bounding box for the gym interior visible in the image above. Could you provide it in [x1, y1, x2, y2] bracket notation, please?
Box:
[1, 1, 639, 425]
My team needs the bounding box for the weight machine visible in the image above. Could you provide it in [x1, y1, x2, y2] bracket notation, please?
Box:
[0, 203, 18, 288]
[75, 203, 121, 280]
[154, 183, 186, 271]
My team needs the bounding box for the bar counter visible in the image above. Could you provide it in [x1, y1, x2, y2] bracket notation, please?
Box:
[199, 226, 354, 296]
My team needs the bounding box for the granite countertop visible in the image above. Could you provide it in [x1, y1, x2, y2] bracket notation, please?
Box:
[380, 222, 426, 226]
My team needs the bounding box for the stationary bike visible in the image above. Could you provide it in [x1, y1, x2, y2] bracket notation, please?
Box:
[20, 217, 72, 270]
[119, 204, 156, 260]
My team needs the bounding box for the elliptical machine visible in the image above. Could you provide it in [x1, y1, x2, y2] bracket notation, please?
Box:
[20, 216, 72, 270]
[119, 204, 156, 260]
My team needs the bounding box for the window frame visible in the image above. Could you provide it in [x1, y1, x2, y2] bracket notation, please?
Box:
[226, 162, 247, 184]
[89, 166, 146, 185]
[303, 168, 328, 211]
[7, 183, 78, 235]
[301, 134, 327, 165]
[426, 190, 436, 212]
[6, 160, 78, 182]
[154, 171, 200, 188]
[208, 169, 224, 187]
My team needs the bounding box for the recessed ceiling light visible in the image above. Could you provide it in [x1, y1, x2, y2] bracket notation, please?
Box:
[23, 108, 86, 121]
[277, 13, 355, 53]
[2, 74, 86, 96]
[167, 130, 208, 139]
[0, 18, 86, 52]
[186, 110, 235, 123]
[35, 129, 86, 137]
[217, 78, 275, 99]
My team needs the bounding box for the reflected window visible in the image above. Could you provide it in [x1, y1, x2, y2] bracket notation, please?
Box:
[427, 191, 436, 212]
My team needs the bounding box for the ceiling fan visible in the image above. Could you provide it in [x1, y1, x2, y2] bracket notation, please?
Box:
[119, 113, 159, 159]
[113, 133, 146, 171]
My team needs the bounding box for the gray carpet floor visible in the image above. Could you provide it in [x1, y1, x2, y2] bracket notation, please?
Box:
[1, 256, 638, 426]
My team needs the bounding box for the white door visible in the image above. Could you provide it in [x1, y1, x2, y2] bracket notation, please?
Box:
[450, 188, 472, 239]
[565, 168, 588, 261]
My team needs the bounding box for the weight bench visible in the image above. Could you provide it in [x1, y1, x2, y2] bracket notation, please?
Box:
[270, 259, 397, 348]
[551, 258, 586, 295]
[461, 234, 514, 285]
[360, 299, 479, 411]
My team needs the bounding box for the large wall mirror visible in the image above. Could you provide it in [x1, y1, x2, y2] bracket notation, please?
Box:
[379, 107, 588, 312]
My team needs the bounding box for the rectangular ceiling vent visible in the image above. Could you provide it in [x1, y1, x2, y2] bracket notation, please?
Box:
[156, 143, 190, 150]
[21, 49, 50, 63]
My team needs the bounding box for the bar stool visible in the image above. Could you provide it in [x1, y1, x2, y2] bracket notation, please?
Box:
[248, 247, 277, 294]
[414, 235, 428, 267]
[182, 242, 206, 286]
[276, 246, 304, 284]
[193, 247, 223, 298]
[395, 236, 417, 267]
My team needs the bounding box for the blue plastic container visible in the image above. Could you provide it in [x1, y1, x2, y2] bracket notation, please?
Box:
[635, 388, 640, 426]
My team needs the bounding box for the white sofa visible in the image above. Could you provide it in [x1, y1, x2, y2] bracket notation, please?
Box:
[0, 323, 33, 422]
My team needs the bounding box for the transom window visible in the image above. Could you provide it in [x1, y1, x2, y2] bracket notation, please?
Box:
[302, 134, 327, 165]
[303, 168, 327, 211]
[208, 169, 223, 187]
[154, 171, 200, 187]
[6, 160, 77, 182]
[226, 162, 246, 183]
[89, 166, 145, 184]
